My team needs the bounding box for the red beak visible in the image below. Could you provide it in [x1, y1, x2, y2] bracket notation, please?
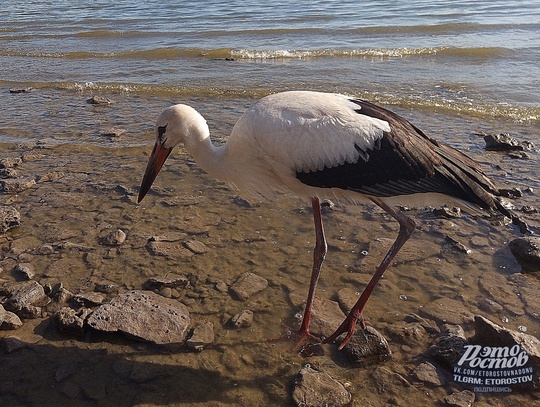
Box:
[138, 142, 172, 203]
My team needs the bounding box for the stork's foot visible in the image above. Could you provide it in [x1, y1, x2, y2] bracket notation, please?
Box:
[268, 326, 324, 356]
[322, 312, 366, 350]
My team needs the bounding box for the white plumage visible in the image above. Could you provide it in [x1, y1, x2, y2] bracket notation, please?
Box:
[138, 90, 526, 350]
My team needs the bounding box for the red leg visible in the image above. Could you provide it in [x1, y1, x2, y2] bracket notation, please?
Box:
[296, 197, 327, 345]
[323, 197, 416, 349]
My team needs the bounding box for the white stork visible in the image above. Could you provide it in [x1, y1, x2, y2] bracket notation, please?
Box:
[138, 91, 527, 350]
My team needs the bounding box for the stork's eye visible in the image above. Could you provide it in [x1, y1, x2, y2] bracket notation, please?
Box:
[157, 125, 167, 141]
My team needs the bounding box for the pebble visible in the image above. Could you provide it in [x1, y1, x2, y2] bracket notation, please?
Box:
[86, 290, 191, 344]
[0, 178, 36, 193]
[1, 336, 26, 353]
[411, 362, 444, 386]
[54, 307, 93, 336]
[101, 229, 126, 246]
[0, 304, 23, 330]
[292, 365, 351, 407]
[509, 237, 540, 271]
[0, 205, 21, 234]
[230, 309, 254, 328]
[229, 272, 268, 301]
[444, 390, 475, 407]
[428, 324, 467, 367]
[0, 157, 22, 168]
[182, 239, 208, 254]
[3, 281, 51, 318]
[13, 263, 35, 280]
[186, 321, 214, 350]
[340, 327, 392, 366]
[87, 95, 114, 104]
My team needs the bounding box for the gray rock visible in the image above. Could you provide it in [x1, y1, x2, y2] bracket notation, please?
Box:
[186, 321, 214, 350]
[340, 327, 392, 366]
[0, 178, 36, 193]
[54, 307, 93, 336]
[302, 297, 345, 339]
[444, 390, 475, 407]
[509, 237, 540, 271]
[3, 281, 51, 318]
[230, 309, 254, 328]
[483, 133, 528, 151]
[0, 205, 20, 234]
[87, 95, 114, 104]
[71, 291, 107, 307]
[292, 365, 351, 407]
[471, 315, 540, 385]
[229, 272, 268, 301]
[0, 304, 22, 330]
[101, 229, 126, 246]
[87, 290, 190, 344]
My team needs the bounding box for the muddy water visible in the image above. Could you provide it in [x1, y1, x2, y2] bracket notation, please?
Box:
[1, 92, 539, 406]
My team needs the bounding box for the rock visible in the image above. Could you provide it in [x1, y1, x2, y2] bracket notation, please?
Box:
[1, 336, 26, 352]
[186, 321, 214, 350]
[86, 290, 190, 344]
[411, 362, 444, 386]
[483, 133, 528, 151]
[54, 307, 93, 336]
[71, 291, 106, 307]
[146, 240, 193, 258]
[340, 327, 392, 366]
[0, 304, 22, 330]
[143, 275, 189, 291]
[0, 205, 21, 233]
[87, 95, 114, 104]
[428, 324, 467, 367]
[509, 237, 540, 271]
[94, 281, 119, 294]
[444, 390, 475, 407]
[0, 168, 18, 178]
[230, 309, 254, 328]
[433, 206, 461, 218]
[182, 239, 208, 254]
[13, 263, 35, 280]
[9, 87, 33, 94]
[292, 365, 351, 407]
[0, 157, 22, 168]
[444, 235, 471, 254]
[38, 171, 65, 182]
[99, 128, 126, 138]
[229, 272, 268, 301]
[0, 178, 36, 193]
[101, 229, 126, 246]
[335, 287, 359, 314]
[303, 297, 345, 338]
[3, 281, 51, 318]
[471, 315, 540, 383]
[420, 298, 474, 325]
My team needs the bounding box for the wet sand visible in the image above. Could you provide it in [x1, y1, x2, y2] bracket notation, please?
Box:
[1, 92, 539, 406]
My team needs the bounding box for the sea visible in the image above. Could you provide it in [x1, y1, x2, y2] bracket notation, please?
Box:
[1, 2, 539, 406]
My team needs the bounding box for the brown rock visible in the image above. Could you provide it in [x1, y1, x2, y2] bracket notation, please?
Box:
[101, 229, 126, 246]
[0, 178, 36, 193]
[412, 362, 444, 386]
[292, 365, 351, 407]
[86, 290, 190, 344]
[182, 239, 208, 254]
[340, 327, 392, 366]
[229, 272, 268, 301]
[54, 307, 93, 336]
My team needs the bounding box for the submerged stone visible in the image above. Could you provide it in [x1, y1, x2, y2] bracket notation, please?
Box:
[229, 272, 268, 301]
[87, 290, 190, 344]
[509, 237, 540, 272]
[292, 365, 351, 407]
[0, 205, 21, 234]
[340, 326, 392, 366]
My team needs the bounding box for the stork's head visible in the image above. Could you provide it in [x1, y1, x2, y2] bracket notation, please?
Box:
[138, 104, 206, 203]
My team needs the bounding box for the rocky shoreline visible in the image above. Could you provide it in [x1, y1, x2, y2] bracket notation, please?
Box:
[1, 132, 539, 405]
